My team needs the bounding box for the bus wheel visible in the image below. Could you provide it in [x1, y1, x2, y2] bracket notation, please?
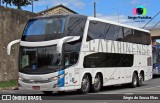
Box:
[43, 91, 53, 95]
[91, 74, 102, 92]
[138, 73, 144, 87]
[78, 74, 90, 94]
[130, 72, 138, 88]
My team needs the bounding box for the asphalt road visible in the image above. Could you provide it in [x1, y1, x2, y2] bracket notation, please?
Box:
[1, 75, 160, 103]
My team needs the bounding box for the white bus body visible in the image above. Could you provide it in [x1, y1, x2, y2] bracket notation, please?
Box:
[7, 14, 152, 94]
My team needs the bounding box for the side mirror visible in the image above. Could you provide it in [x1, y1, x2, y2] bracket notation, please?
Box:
[7, 39, 21, 55]
[57, 36, 80, 53]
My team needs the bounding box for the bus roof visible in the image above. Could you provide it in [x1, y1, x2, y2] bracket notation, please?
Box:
[32, 14, 150, 33]
[32, 14, 87, 19]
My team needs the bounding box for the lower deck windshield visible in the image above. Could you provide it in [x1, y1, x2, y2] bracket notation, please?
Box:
[19, 45, 61, 74]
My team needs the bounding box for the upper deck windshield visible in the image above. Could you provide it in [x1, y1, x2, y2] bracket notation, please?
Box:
[22, 17, 66, 42]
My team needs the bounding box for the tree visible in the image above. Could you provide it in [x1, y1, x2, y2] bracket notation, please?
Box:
[13, 0, 31, 9]
[2, 0, 12, 7]
[2, 0, 38, 10]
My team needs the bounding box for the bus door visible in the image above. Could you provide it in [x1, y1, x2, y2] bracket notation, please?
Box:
[63, 51, 78, 89]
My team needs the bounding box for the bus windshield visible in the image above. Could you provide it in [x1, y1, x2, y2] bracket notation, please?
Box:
[19, 45, 62, 74]
[22, 17, 66, 42]
[153, 45, 160, 64]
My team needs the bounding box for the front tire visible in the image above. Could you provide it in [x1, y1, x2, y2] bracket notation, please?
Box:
[78, 75, 90, 94]
[91, 74, 102, 92]
[130, 72, 138, 88]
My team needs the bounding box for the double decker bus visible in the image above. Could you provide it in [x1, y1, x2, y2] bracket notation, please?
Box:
[7, 14, 152, 94]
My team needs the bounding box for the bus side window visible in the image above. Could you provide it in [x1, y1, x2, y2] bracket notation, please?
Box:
[66, 17, 86, 37]
[64, 51, 78, 67]
[87, 21, 124, 41]
[123, 28, 134, 42]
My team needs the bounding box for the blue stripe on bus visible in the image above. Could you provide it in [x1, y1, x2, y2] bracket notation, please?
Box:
[58, 70, 65, 87]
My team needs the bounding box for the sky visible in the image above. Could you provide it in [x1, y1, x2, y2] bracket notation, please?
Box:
[1, 0, 160, 28]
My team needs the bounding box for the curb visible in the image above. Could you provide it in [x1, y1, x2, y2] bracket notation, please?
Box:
[0, 86, 18, 90]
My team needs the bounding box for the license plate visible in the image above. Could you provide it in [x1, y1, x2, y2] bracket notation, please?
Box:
[32, 86, 40, 90]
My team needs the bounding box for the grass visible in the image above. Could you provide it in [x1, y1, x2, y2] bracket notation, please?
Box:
[0, 80, 17, 88]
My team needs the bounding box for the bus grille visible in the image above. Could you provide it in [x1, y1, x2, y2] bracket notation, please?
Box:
[22, 79, 51, 84]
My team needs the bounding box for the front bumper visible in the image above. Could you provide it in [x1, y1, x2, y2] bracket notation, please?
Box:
[18, 80, 65, 91]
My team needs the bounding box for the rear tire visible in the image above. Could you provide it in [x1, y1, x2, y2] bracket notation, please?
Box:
[78, 74, 90, 94]
[138, 73, 144, 87]
[130, 72, 138, 88]
[91, 74, 102, 92]
[43, 91, 53, 95]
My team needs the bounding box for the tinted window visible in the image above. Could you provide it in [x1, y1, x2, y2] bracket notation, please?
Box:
[64, 51, 78, 67]
[123, 28, 134, 42]
[104, 24, 123, 41]
[87, 21, 123, 41]
[133, 30, 151, 45]
[123, 28, 151, 45]
[66, 17, 87, 37]
[87, 21, 151, 45]
[87, 21, 106, 41]
[83, 53, 134, 68]
[63, 40, 81, 68]
[63, 16, 86, 68]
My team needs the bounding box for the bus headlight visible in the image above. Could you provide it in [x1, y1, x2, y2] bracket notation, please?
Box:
[53, 76, 59, 81]
[48, 74, 66, 82]
[48, 76, 58, 81]
[59, 72, 68, 78]
[18, 77, 24, 81]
